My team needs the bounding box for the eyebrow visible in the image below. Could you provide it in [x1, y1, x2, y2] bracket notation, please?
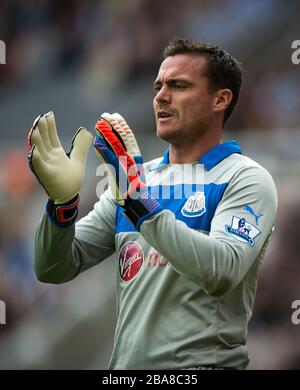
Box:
[153, 78, 193, 89]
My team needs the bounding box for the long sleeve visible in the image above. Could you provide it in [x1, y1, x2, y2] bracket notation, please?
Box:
[139, 165, 278, 296]
[34, 189, 116, 284]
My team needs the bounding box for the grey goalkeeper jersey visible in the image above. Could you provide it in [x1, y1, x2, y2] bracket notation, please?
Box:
[34, 141, 278, 369]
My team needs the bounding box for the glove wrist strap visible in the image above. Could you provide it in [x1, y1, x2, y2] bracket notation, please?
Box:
[46, 195, 80, 227]
[123, 193, 162, 231]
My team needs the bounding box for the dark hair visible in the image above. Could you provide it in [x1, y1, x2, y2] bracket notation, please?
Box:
[163, 38, 242, 125]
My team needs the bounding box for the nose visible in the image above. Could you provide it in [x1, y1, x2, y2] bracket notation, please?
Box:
[154, 85, 171, 105]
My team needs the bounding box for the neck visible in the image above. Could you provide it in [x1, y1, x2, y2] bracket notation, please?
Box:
[169, 133, 221, 164]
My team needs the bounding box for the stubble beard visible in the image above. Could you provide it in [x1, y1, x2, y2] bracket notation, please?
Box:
[156, 120, 209, 148]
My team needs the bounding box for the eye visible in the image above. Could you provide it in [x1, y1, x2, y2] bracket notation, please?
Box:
[173, 84, 185, 90]
[153, 85, 161, 93]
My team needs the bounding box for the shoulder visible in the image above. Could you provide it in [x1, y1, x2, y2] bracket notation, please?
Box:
[228, 154, 276, 185]
[222, 154, 278, 207]
[211, 152, 274, 183]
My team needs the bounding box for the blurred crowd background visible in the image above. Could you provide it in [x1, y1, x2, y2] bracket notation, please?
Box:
[0, 0, 300, 369]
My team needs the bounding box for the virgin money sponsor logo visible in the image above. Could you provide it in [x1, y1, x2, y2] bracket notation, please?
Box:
[146, 252, 170, 267]
[119, 242, 144, 282]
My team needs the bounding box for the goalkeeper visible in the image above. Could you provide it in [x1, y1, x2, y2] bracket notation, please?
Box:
[29, 39, 278, 369]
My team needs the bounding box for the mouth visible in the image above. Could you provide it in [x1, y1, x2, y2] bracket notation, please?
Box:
[157, 111, 174, 122]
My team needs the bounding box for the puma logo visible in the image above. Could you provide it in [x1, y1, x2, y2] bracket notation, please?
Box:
[244, 205, 263, 226]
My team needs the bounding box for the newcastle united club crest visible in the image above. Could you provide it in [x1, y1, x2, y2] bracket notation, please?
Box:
[181, 191, 206, 217]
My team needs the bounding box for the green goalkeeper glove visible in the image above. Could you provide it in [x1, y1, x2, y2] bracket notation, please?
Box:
[28, 112, 93, 225]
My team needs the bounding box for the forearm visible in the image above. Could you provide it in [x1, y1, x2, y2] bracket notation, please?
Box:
[34, 192, 116, 284]
[34, 212, 81, 284]
[140, 210, 257, 296]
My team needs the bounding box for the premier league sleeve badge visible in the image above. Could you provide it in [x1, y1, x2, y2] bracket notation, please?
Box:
[225, 216, 261, 247]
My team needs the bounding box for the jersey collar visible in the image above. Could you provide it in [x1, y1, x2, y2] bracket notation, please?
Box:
[153, 140, 241, 171]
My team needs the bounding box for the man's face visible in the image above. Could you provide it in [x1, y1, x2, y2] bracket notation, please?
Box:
[153, 54, 216, 144]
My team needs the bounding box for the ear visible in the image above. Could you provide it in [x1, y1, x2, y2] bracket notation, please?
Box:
[213, 89, 233, 113]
